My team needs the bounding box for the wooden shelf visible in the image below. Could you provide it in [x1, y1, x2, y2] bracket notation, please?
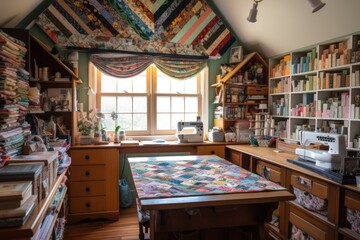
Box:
[0, 171, 68, 239]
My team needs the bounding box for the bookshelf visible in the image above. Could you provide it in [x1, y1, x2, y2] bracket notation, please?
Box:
[268, 32, 360, 150]
[212, 52, 269, 131]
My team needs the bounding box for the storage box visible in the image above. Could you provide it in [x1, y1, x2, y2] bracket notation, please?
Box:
[9, 152, 59, 199]
[208, 131, 225, 142]
[246, 87, 268, 95]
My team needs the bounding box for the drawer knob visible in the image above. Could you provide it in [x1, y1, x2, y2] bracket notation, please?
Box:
[85, 171, 90, 176]
[211, 151, 215, 154]
[85, 187, 90, 192]
[85, 155, 90, 160]
[86, 203, 91, 208]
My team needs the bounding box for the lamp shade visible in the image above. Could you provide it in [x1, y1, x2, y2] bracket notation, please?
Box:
[307, 0, 326, 13]
[247, 3, 258, 23]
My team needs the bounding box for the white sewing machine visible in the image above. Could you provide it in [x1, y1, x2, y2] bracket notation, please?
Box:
[176, 121, 204, 143]
[295, 131, 346, 170]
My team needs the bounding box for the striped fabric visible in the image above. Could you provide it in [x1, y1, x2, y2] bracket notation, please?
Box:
[90, 53, 207, 79]
[35, 0, 236, 57]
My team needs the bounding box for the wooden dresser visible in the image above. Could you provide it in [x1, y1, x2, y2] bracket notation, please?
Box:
[226, 145, 360, 240]
[69, 148, 119, 222]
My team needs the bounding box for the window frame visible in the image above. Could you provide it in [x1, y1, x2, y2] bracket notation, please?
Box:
[95, 65, 203, 136]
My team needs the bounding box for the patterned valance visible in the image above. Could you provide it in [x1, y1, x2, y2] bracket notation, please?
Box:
[90, 53, 208, 79]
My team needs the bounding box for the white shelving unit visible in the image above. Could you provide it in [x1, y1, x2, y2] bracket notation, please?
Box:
[268, 32, 360, 148]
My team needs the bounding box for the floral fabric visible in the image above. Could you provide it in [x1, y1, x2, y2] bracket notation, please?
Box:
[347, 208, 360, 234]
[293, 186, 328, 216]
[291, 225, 315, 240]
[90, 53, 207, 79]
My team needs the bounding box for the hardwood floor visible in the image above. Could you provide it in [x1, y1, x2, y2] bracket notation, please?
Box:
[64, 206, 140, 240]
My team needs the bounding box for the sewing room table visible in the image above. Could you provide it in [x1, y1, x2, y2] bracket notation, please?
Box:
[129, 155, 295, 240]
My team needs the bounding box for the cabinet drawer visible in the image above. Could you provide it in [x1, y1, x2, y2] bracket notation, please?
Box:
[71, 165, 106, 181]
[246, 86, 268, 95]
[255, 160, 281, 184]
[70, 196, 107, 213]
[197, 146, 225, 158]
[70, 181, 106, 197]
[289, 204, 335, 240]
[290, 172, 328, 199]
[70, 149, 112, 165]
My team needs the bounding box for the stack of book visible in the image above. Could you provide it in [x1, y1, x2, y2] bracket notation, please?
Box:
[0, 181, 37, 227]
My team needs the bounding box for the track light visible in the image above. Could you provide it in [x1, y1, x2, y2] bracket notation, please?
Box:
[307, 0, 326, 13]
[247, 0, 262, 23]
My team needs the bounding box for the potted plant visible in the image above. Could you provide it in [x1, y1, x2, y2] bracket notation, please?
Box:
[111, 111, 121, 143]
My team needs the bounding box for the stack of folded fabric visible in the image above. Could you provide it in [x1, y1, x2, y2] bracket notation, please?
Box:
[0, 30, 28, 164]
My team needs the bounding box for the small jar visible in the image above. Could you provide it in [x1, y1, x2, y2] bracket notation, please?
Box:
[119, 130, 126, 141]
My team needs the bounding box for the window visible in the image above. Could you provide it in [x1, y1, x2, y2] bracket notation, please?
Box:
[94, 65, 205, 136]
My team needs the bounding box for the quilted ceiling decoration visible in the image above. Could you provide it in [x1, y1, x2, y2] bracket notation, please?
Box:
[35, 0, 236, 57]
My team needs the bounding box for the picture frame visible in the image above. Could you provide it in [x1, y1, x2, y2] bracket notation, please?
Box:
[229, 46, 243, 64]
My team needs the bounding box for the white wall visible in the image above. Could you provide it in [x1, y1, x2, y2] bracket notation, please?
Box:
[213, 0, 360, 58]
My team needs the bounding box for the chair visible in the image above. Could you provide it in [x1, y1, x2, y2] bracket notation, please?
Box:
[136, 198, 150, 240]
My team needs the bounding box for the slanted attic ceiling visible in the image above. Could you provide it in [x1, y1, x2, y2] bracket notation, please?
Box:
[3, 0, 360, 58]
[1, 0, 237, 57]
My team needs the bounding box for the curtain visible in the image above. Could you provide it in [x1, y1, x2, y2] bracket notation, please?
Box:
[90, 53, 208, 79]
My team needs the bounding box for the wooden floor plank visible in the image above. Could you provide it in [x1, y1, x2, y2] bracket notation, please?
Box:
[64, 206, 140, 240]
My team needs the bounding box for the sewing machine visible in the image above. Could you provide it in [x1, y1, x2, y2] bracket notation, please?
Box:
[176, 121, 204, 143]
[295, 131, 346, 170]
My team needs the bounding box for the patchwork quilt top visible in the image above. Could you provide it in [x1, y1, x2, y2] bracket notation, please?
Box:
[130, 158, 286, 199]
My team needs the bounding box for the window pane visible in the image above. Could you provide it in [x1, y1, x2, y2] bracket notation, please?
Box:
[103, 114, 115, 131]
[117, 78, 132, 93]
[119, 114, 132, 130]
[101, 74, 117, 93]
[133, 74, 147, 93]
[185, 113, 198, 122]
[184, 77, 197, 94]
[171, 96, 184, 112]
[157, 76, 170, 93]
[157, 96, 170, 112]
[171, 113, 184, 129]
[133, 97, 147, 113]
[157, 114, 170, 130]
[185, 97, 198, 112]
[171, 79, 184, 94]
[118, 97, 132, 113]
[133, 114, 147, 130]
[101, 96, 116, 113]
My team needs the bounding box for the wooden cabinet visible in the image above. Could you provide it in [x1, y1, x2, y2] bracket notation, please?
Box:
[197, 145, 225, 158]
[69, 148, 119, 222]
[226, 145, 360, 240]
[338, 189, 360, 240]
[212, 52, 268, 131]
[288, 204, 336, 240]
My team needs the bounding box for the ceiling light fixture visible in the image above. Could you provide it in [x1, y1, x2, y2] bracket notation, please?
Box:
[307, 0, 326, 13]
[247, 0, 326, 23]
[247, 0, 262, 23]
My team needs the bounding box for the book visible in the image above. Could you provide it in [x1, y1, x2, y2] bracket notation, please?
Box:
[0, 195, 37, 227]
[0, 163, 43, 181]
[0, 181, 32, 202]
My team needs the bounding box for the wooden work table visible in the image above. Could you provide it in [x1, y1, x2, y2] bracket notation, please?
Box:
[68, 141, 238, 222]
[129, 155, 294, 240]
[226, 145, 360, 240]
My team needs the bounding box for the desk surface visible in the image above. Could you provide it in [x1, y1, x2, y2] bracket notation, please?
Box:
[129, 155, 294, 211]
[226, 145, 360, 193]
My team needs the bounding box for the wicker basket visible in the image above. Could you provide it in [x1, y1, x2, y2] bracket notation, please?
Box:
[257, 139, 276, 148]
